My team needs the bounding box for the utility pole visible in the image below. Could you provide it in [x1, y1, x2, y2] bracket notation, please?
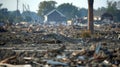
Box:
[17, 0, 19, 11]
[23, 4, 25, 12]
[16, 0, 19, 23]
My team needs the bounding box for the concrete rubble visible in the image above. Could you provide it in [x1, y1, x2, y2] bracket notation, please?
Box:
[0, 23, 120, 67]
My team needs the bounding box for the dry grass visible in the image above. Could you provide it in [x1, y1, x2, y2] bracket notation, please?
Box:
[81, 30, 91, 38]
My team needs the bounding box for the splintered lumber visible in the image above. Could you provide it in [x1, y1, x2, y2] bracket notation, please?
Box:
[0, 55, 17, 63]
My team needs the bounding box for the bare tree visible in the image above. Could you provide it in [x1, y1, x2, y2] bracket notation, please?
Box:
[88, 0, 94, 34]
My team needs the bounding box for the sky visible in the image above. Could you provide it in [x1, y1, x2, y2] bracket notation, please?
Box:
[0, 0, 119, 13]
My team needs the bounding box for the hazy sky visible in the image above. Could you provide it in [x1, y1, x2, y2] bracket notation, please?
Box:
[0, 0, 119, 13]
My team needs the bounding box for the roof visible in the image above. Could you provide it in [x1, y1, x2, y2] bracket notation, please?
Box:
[101, 12, 113, 20]
[101, 13, 113, 17]
[45, 9, 66, 17]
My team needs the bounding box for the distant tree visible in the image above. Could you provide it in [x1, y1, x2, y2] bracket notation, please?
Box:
[88, 0, 94, 34]
[79, 8, 88, 17]
[57, 3, 79, 19]
[0, 3, 23, 23]
[107, 0, 117, 14]
[22, 11, 32, 22]
[106, 0, 120, 22]
[116, 1, 120, 9]
[0, 8, 9, 22]
[38, 1, 57, 16]
[8, 10, 23, 23]
[115, 10, 120, 22]
[94, 7, 106, 16]
[0, 3, 2, 8]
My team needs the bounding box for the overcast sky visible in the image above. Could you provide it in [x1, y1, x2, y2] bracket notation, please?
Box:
[0, 0, 119, 13]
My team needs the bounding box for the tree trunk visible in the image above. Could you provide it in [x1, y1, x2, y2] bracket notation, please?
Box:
[88, 0, 94, 34]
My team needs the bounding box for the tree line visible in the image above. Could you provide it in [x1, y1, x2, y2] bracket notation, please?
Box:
[0, 0, 120, 23]
[38, 0, 120, 22]
[0, 4, 34, 23]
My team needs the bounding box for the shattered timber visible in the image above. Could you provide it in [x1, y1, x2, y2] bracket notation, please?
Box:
[0, 23, 120, 67]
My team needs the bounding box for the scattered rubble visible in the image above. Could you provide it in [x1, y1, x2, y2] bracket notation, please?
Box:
[0, 23, 120, 67]
[0, 42, 119, 67]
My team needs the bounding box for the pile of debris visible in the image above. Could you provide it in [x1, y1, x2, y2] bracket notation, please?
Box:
[0, 23, 120, 67]
[0, 42, 119, 67]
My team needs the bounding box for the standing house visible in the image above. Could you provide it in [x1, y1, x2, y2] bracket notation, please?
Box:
[101, 13, 113, 23]
[44, 9, 66, 24]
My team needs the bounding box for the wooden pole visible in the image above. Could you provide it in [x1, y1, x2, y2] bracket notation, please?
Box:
[88, 0, 94, 34]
